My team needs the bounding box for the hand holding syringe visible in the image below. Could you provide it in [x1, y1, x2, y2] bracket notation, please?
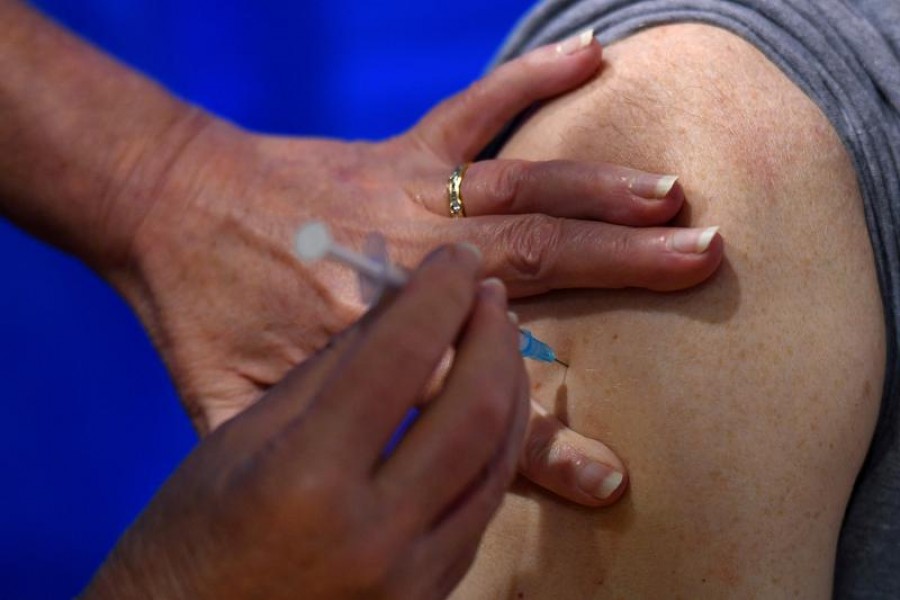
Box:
[295, 221, 568, 368]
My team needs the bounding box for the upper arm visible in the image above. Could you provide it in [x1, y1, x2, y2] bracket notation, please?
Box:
[455, 23, 885, 598]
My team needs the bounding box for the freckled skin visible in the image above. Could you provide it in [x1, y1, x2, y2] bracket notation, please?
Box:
[452, 25, 885, 599]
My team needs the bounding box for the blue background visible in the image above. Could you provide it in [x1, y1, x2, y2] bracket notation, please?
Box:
[0, 1, 533, 597]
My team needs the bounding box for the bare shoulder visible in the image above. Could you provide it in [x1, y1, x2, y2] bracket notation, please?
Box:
[455, 24, 886, 599]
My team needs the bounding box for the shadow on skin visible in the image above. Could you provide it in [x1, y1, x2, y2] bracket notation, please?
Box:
[514, 256, 740, 330]
[506, 477, 638, 598]
[505, 361, 638, 598]
[501, 254, 740, 598]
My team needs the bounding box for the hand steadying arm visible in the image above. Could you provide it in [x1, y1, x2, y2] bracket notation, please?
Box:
[0, 1, 725, 506]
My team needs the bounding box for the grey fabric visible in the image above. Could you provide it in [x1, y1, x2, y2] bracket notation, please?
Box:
[491, 2, 900, 598]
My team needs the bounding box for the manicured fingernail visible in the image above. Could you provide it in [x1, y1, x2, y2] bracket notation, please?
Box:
[507, 311, 520, 325]
[630, 174, 679, 200]
[669, 226, 720, 254]
[577, 462, 624, 500]
[458, 242, 483, 261]
[481, 277, 507, 305]
[556, 28, 595, 56]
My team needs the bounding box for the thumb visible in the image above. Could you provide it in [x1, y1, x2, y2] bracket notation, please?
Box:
[413, 29, 602, 163]
[518, 399, 628, 507]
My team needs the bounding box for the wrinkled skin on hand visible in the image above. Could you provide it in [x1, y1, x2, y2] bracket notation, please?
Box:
[108, 34, 722, 506]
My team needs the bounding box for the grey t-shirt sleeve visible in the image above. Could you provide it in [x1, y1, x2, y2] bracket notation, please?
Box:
[492, 2, 900, 598]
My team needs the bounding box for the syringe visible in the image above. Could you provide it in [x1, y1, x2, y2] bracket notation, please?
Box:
[519, 328, 567, 367]
[295, 221, 568, 368]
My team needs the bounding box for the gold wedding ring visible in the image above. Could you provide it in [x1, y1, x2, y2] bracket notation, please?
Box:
[447, 163, 470, 218]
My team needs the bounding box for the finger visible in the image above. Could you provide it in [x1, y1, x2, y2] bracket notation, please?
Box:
[408, 359, 529, 587]
[376, 278, 525, 531]
[518, 399, 627, 507]
[447, 216, 724, 296]
[413, 29, 602, 162]
[292, 243, 484, 469]
[419, 159, 684, 225]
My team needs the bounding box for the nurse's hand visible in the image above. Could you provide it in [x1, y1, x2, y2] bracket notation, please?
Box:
[84, 244, 529, 600]
[3, 4, 694, 508]
[105, 33, 710, 506]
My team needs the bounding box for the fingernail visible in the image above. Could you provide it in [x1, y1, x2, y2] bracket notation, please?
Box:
[630, 174, 679, 200]
[556, 28, 595, 56]
[458, 242, 483, 261]
[577, 462, 625, 500]
[507, 311, 520, 325]
[668, 226, 720, 254]
[481, 277, 508, 305]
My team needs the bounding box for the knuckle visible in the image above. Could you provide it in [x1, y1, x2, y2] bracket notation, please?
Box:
[291, 485, 345, 528]
[463, 78, 491, 108]
[500, 214, 563, 282]
[269, 461, 349, 518]
[232, 467, 360, 551]
[487, 160, 531, 213]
